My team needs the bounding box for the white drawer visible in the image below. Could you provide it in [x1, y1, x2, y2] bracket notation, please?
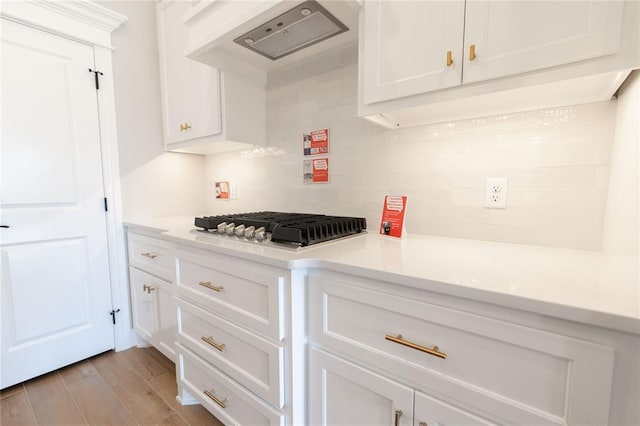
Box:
[176, 298, 284, 408]
[127, 233, 173, 281]
[177, 344, 284, 426]
[175, 247, 285, 340]
[308, 272, 615, 425]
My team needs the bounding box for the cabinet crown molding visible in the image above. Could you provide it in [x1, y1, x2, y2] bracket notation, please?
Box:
[1, 0, 127, 48]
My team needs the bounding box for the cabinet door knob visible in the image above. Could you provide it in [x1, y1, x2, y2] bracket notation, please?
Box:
[394, 410, 403, 426]
[143, 284, 156, 294]
[179, 123, 192, 131]
[469, 44, 477, 61]
[446, 51, 453, 67]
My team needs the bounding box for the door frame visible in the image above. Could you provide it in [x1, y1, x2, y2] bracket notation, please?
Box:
[1, 1, 136, 351]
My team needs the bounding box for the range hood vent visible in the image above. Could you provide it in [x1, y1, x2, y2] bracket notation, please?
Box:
[233, 0, 348, 61]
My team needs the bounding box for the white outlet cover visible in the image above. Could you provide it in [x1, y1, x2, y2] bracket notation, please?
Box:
[485, 178, 508, 209]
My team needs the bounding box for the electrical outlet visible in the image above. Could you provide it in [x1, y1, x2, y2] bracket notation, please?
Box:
[485, 178, 508, 209]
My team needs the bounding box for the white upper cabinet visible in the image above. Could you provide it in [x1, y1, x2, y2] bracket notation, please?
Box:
[362, 1, 465, 104]
[462, 1, 624, 84]
[158, 0, 221, 144]
[359, 0, 637, 129]
[157, 0, 266, 154]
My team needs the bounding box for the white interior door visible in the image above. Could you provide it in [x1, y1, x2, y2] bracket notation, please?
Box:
[0, 19, 114, 388]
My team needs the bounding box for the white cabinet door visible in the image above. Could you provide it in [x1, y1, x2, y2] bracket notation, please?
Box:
[129, 268, 159, 343]
[130, 266, 176, 362]
[157, 0, 221, 144]
[0, 19, 114, 389]
[463, 1, 624, 84]
[362, 0, 465, 104]
[414, 390, 497, 426]
[157, 287, 176, 362]
[309, 347, 413, 426]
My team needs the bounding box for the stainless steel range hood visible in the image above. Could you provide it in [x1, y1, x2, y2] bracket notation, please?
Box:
[183, 0, 361, 83]
[233, 1, 348, 61]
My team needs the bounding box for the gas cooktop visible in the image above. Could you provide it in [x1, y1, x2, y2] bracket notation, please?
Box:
[194, 212, 367, 247]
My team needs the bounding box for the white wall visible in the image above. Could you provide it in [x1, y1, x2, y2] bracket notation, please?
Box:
[603, 70, 640, 255]
[99, 0, 205, 219]
[205, 63, 618, 251]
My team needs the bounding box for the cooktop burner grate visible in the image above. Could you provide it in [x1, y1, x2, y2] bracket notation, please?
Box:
[194, 211, 366, 247]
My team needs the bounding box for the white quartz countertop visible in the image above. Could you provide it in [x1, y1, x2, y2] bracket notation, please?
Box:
[124, 216, 640, 335]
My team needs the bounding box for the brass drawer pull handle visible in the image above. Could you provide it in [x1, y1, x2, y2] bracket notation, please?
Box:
[199, 281, 224, 292]
[446, 50, 453, 67]
[201, 336, 225, 352]
[469, 44, 477, 61]
[180, 123, 192, 131]
[140, 252, 157, 259]
[142, 284, 156, 294]
[394, 410, 403, 426]
[385, 334, 447, 359]
[203, 389, 227, 408]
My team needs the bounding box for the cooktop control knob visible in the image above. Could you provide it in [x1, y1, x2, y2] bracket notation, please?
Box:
[216, 222, 227, 233]
[225, 223, 236, 235]
[244, 226, 255, 239]
[255, 226, 267, 241]
[234, 224, 245, 237]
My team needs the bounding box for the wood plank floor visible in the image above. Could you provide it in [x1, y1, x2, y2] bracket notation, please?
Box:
[0, 347, 224, 426]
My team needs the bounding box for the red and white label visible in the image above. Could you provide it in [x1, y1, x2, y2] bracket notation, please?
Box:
[303, 158, 329, 184]
[380, 196, 407, 237]
[303, 128, 329, 156]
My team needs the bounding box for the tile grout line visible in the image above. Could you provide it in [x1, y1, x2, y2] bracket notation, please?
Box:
[125, 349, 195, 426]
[19, 382, 38, 425]
[88, 357, 141, 426]
[150, 380, 193, 426]
[0, 383, 26, 400]
[56, 370, 90, 426]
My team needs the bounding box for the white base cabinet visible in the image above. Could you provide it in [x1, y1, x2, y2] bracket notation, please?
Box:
[309, 347, 414, 426]
[307, 269, 618, 425]
[172, 244, 301, 425]
[177, 344, 284, 426]
[124, 229, 639, 425]
[127, 232, 177, 362]
[310, 347, 497, 426]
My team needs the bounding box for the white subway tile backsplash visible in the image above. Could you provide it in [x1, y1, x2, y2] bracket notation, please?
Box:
[505, 166, 600, 188]
[205, 64, 617, 251]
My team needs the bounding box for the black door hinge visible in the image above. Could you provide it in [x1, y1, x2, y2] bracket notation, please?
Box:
[109, 309, 120, 325]
[89, 68, 104, 90]
[104, 197, 108, 212]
